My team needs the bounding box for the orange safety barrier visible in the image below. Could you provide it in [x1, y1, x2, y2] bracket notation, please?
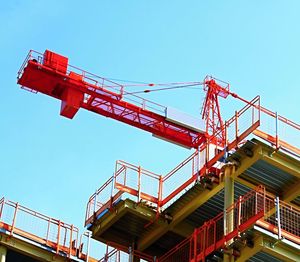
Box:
[0, 198, 79, 258]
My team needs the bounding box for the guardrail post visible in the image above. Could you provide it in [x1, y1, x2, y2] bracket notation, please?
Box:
[46, 218, 51, 245]
[275, 196, 282, 240]
[128, 246, 133, 262]
[86, 231, 91, 262]
[56, 220, 61, 254]
[93, 190, 98, 214]
[11, 202, 19, 236]
[69, 225, 74, 258]
[197, 146, 201, 181]
[0, 245, 7, 262]
[137, 166, 141, 202]
[158, 176, 163, 212]
[237, 196, 242, 236]
[224, 121, 228, 159]
[235, 111, 238, 140]
[275, 112, 279, 149]
[0, 198, 4, 221]
[224, 165, 235, 262]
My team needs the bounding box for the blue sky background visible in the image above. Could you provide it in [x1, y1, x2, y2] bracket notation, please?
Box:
[1, 0, 300, 258]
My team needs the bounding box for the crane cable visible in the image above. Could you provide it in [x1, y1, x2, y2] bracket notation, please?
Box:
[122, 83, 204, 95]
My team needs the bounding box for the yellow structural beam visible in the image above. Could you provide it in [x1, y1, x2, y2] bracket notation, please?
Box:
[137, 144, 264, 252]
[171, 221, 195, 238]
[91, 199, 158, 241]
[236, 235, 263, 262]
[137, 182, 225, 251]
[282, 178, 300, 203]
[261, 238, 300, 262]
[235, 177, 257, 190]
[224, 164, 235, 262]
[261, 148, 300, 179]
[0, 245, 6, 262]
[232, 145, 263, 179]
[0, 233, 68, 262]
[236, 232, 299, 262]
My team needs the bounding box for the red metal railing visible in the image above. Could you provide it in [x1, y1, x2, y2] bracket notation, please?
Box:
[256, 195, 300, 245]
[18, 50, 204, 148]
[85, 162, 162, 226]
[0, 198, 79, 258]
[158, 186, 300, 262]
[90, 187, 300, 261]
[85, 95, 261, 226]
[18, 50, 167, 116]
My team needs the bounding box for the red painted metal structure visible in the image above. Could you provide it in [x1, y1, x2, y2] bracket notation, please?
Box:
[17, 50, 208, 149]
[16, 49, 300, 261]
[0, 197, 103, 261]
[17, 50, 300, 154]
[97, 186, 300, 262]
[0, 198, 79, 258]
[158, 186, 300, 262]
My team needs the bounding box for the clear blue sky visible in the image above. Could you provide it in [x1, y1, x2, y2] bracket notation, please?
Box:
[1, 0, 300, 258]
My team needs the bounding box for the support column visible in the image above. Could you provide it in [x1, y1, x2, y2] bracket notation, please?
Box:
[0, 245, 7, 262]
[224, 164, 235, 262]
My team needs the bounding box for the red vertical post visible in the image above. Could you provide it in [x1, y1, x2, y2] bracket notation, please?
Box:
[11, 202, 19, 235]
[69, 225, 73, 258]
[275, 112, 279, 149]
[158, 176, 163, 212]
[56, 220, 61, 254]
[138, 166, 142, 202]
[235, 111, 238, 141]
[193, 229, 197, 262]
[224, 121, 228, 148]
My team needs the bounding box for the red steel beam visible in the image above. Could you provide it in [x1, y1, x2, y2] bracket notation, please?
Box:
[17, 50, 206, 149]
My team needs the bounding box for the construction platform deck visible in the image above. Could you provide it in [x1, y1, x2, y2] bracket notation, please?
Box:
[87, 138, 300, 261]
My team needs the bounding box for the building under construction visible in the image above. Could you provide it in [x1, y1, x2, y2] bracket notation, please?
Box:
[0, 50, 299, 261]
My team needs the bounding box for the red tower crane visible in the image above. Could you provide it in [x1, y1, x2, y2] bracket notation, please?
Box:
[17, 50, 230, 149]
[16, 50, 258, 151]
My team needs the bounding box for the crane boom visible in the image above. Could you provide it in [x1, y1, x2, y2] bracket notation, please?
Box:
[17, 50, 206, 149]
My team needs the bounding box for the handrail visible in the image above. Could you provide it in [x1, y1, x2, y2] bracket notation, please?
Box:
[157, 186, 300, 261]
[18, 50, 167, 115]
[85, 94, 262, 225]
[0, 198, 79, 258]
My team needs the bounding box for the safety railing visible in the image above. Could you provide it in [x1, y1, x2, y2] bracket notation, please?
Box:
[18, 50, 166, 115]
[254, 106, 300, 157]
[190, 186, 266, 262]
[157, 186, 300, 262]
[85, 161, 162, 226]
[256, 195, 300, 245]
[85, 94, 261, 226]
[159, 237, 192, 262]
[0, 198, 79, 258]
